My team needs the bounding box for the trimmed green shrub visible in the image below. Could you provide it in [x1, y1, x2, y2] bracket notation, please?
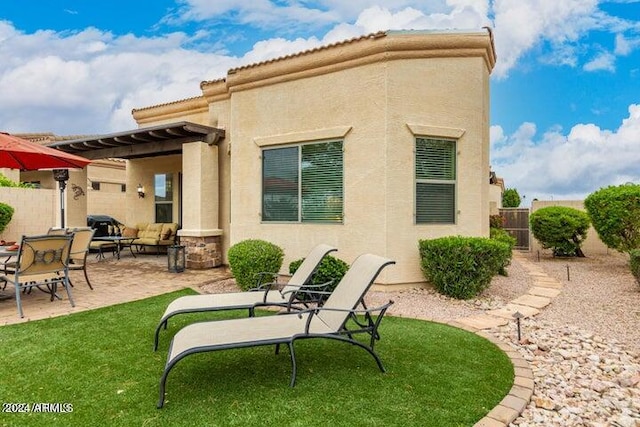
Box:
[490, 227, 516, 275]
[289, 255, 349, 292]
[630, 250, 640, 287]
[0, 202, 14, 234]
[585, 184, 640, 253]
[502, 188, 521, 208]
[227, 239, 284, 291]
[0, 173, 34, 188]
[418, 236, 511, 299]
[529, 206, 590, 257]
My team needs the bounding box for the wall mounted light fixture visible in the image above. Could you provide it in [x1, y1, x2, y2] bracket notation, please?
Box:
[137, 183, 145, 198]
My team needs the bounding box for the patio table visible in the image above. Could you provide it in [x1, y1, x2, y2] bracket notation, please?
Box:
[91, 236, 136, 260]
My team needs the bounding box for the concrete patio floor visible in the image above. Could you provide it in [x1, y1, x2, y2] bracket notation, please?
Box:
[0, 251, 232, 325]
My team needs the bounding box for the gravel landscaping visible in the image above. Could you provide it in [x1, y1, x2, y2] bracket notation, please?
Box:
[200, 250, 640, 426]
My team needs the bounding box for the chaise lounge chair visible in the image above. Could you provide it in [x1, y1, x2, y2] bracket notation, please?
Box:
[157, 253, 395, 408]
[154, 243, 337, 350]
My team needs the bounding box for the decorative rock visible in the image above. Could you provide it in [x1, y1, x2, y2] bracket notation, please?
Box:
[590, 380, 610, 394]
[491, 318, 640, 426]
[533, 397, 557, 410]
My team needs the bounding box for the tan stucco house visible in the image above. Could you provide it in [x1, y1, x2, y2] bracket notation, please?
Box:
[49, 29, 497, 287]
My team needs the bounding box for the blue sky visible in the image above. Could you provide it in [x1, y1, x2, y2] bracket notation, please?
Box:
[1, 0, 639, 203]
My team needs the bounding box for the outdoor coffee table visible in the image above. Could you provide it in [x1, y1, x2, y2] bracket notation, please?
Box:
[92, 236, 136, 260]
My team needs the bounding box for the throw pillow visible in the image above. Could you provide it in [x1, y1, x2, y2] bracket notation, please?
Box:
[122, 227, 138, 238]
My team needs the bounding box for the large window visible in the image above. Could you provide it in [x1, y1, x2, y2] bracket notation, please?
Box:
[155, 173, 173, 223]
[262, 140, 343, 223]
[415, 138, 456, 224]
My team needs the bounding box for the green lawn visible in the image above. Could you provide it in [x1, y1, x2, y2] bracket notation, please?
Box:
[0, 290, 513, 426]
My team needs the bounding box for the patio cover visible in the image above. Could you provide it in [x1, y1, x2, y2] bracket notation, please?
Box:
[48, 122, 225, 160]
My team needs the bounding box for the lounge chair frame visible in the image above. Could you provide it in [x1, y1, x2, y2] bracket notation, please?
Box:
[153, 244, 337, 350]
[157, 254, 395, 408]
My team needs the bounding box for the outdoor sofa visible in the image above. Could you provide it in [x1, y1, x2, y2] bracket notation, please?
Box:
[127, 222, 179, 254]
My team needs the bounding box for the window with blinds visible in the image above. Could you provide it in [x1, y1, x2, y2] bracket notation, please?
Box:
[262, 140, 343, 223]
[415, 138, 456, 224]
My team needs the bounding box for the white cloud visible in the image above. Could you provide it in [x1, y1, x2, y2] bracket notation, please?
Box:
[583, 51, 616, 72]
[490, 0, 602, 77]
[170, 0, 341, 30]
[169, 1, 638, 79]
[491, 104, 640, 201]
[615, 33, 640, 56]
[234, 3, 490, 67]
[173, 0, 451, 27]
[0, 23, 239, 134]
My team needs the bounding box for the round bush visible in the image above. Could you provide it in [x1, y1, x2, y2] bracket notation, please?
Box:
[418, 236, 511, 299]
[502, 188, 521, 208]
[0, 202, 15, 234]
[529, 206, 590, 257]
[585, 184, 640, 253]
[289, 255, 349, 293]
[227, 239, 284, 291]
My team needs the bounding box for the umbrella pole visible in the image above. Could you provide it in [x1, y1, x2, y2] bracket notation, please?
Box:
[59, 181, 66, 228]
[53, 169, 69, 229]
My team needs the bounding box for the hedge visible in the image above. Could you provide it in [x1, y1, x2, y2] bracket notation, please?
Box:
[418, 236, 511, 299]
[227, 239, 284, 291]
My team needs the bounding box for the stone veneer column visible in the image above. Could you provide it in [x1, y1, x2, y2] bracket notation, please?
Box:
[178, 141, 223, 269]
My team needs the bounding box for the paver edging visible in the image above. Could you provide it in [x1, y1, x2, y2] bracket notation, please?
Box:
[468, 252, 560, 426]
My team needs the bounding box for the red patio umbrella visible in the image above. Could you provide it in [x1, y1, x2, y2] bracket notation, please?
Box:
[0, 132, 92, 228]
[0, 132, 91, 170]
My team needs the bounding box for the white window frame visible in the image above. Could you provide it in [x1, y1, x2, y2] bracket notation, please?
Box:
[415, 137, 458, 225]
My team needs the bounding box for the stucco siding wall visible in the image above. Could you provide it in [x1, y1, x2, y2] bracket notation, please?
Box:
[229, 54, 491, 285]
[489, 184, 503, 215]
[87, 183, 126, 222]
[209, 99, 232, 263]
[126, 155, 182, 226]
[229, 62, 389, 275]
[383, 56, 491, 285]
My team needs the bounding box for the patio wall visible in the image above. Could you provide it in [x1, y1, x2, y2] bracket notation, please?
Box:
[0, 187, 56, 241]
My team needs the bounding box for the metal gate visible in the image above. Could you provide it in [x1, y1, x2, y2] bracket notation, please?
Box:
[499, 208, 530, 250]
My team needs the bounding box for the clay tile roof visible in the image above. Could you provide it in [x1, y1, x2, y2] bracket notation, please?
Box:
[131, 95, 205, 113]
[199, 77, 226, 89]
[224, 31, 388, 75]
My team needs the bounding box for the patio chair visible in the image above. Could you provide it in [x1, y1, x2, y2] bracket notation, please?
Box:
[154, 243, 338, 350]
[67, 227, 96, 290]
[157, 253, 395, 408]
[47, 227, 69, 235]
[0, 234, 74, 318]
